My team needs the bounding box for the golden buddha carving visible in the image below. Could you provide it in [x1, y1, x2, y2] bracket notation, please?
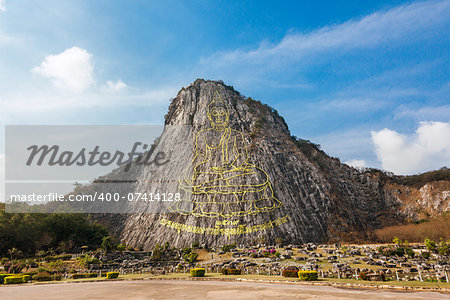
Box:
[169, 91, 282, 218]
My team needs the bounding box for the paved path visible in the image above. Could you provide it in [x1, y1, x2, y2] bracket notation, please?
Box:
[0, 280, 448, 300]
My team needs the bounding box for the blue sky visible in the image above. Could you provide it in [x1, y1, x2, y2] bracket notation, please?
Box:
[0, 0, 449, 179]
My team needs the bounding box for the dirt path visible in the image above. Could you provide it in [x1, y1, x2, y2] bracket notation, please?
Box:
[0, 280, 448, 300]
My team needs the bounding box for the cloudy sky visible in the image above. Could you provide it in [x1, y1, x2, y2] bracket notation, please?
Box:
[0, 0, 449, 191]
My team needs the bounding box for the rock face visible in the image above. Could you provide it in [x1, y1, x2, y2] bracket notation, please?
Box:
[86, 79, 448, 249]
[385, 180, 450, 220]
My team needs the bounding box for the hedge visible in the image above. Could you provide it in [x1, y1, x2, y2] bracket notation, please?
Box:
[22, 275, 31, 283]
[4, 276, 24, 285]
[298, 270, 318, 281]
[190, 268, 205, 277]
[106, 272, 119, 279]
[72, 273, 98, 279]
[0, 274, 12, 284]
[282, 269, 299, 277]
[221, 268, 241, 275]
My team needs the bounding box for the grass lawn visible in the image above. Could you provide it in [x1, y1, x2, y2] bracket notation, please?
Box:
[5, 272, 448, 290]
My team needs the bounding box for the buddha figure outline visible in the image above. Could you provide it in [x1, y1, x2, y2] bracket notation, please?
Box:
[169, 91, 282, 218]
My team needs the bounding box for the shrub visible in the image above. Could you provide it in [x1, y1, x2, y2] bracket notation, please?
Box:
[8, 263, 25, 274]
[0, 274, 13, 284]
[106, 272, 119, 279]
[282, 266, 299, 278]
[53, 274, 62, 281]
[422, 251, 431, 259]
[4, 276, 23, 284]
[184, 251, 198, 263]
[72, 273, 83, 279]
[117, 244, 126, 252]
[190, 268, 205, 277]
[359, 272, 385, 281]
[221, 244, 237, 253]
[298, 271, 318, 281]
[37, 267, 54, 274]
[22, 275, 31, 283]
[76, 254, 100, 268]
[221, 268, 241, 275]
[33, 271, 53, 282]
[359, 271, 369, 280]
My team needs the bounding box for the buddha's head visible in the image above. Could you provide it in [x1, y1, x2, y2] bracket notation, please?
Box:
[207, 92, 229, 128]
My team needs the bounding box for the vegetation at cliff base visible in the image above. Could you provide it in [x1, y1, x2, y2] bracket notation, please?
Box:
[0, 203, 108, 257]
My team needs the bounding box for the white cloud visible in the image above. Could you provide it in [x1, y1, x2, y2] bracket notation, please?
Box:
[102, 80, 127, 92]
[345, 159, 367, 169]
[0, 0, 5, 12]
[202, 0, 449, 68]
[32, 46, 94, 92]
[0, 86, 178, 125]
[312, 128, 378, 168]
[395, 104, 450, 121]
[371, 121, 450, 174]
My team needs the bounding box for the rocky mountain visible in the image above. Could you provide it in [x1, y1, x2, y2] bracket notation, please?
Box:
[84, 79, 448, 248]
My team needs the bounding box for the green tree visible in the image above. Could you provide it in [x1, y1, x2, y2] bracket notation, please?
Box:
[437, 239, 450, 256]
[425, 238, 437, 252]
[101, 236, 114, 253]
[7, 248, 22, 260]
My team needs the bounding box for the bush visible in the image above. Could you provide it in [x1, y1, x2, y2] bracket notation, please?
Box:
[282, 266, 299, 277]
[422, 251, 431, 259]
[190, 268, 205, 277]
[0, 274, 12, 284]
[4, 276, 23, 284]
[106, 272, 119, 279]
[184, 251, 198, 263]
[406, 248, 415, 258]
[32, 271, 53, 282]
[221, 268, 241, 275]
[57, 254, 72, 261]
[22, 275, 31, 283]
[298, 271, 318, 281]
